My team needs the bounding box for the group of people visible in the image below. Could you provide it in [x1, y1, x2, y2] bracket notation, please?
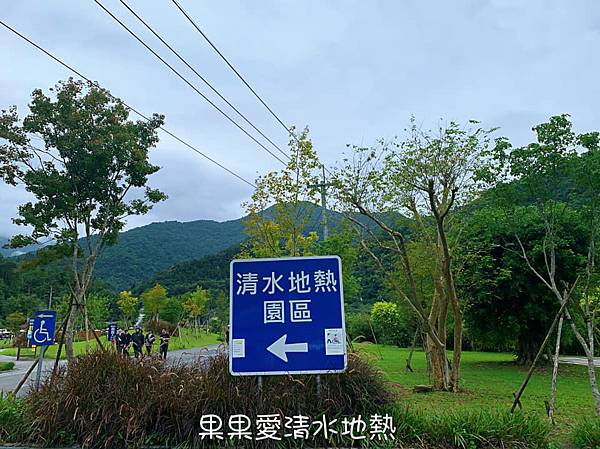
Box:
[115, 328, 171, 359]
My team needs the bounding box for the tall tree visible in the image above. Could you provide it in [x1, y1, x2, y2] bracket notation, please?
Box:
[117, 290, 138, 327]
[490, 114, 600, 415]
[0, 79, 166, 359]
[333, 118, 496, 391]
[183, 286, 210, 332]
[241, 127, 321, 258]
[142, 283, 168, 321]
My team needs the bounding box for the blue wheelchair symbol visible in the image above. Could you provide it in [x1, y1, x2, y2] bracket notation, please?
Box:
[30, 311, 57, 346]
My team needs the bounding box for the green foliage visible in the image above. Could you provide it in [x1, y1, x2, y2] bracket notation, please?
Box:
[571, 417, 600, 449]
[345, 312, 373, 342]
[0, 254, 70, 322]
[0, 362, 15, 371]
[316, 231, 361, 302]
[86, 293, 111, 329]
[92, 217, 248, 290]
[4, 311, 26, 336]
[391, 406, 550, 449]
[144, 319, 177, 336]
[183, 286, 210, 324]
[371, 301, 412, 346]
[117, 291, 138, 325]
[159, 297, 183, 325]
[458, 205, 586, 359]
[0, 393, 29, 443]
[241, 127, 322, 258]
[0, 79, 166, 251]
[141, 284, 167, 321]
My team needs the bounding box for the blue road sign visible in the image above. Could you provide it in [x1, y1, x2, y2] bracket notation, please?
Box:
[29, 310, 57, 346]
[229, 255, 346, 376]
[107, 323, 117, 342]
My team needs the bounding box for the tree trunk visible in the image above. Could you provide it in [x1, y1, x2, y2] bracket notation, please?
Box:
[437, 225, 462, 392]
[64, 303, 76, 362]
[517, 331, 542, 365]
[427, 292, 444, 389]
[83, 296, 90, 354]
[585, 317, 600, 414]
[449, 296, 463, 392]
[549, 313, 564, 423]
[405, 327, 419, 372]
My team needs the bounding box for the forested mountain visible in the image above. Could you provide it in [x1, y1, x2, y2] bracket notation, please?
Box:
[92, 218, 246, 290]
[95, 203, 354, 290]
[4, 203, 354, 291]
[135, 245, 240, 296]
[0, 237, 46, 258]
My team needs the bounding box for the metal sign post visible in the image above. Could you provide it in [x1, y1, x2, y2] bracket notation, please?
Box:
[34, 346, 46, 390]
[229, 256, 346, 376]
[29, 310, 57, 390]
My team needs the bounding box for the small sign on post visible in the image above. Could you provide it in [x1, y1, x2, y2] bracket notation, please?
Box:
[107, 323, 117, 343]
[29, 310, 57, 390]
[229, 256, 346, 376]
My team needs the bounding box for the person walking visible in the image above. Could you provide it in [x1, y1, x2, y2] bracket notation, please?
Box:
[117, 329, 132, 356]
[224, 324, 230, 346]
[115, 329, 123, 354]
[145, 330, 156, 355]
[132, 328, 144, 358]
[159, 328, 170, 360]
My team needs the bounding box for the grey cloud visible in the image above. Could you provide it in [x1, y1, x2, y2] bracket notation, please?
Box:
[1, 0, 600, 238]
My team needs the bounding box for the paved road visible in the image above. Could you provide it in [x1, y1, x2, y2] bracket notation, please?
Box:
[0, 344, 224, 395]
[560, 356, 600, 367]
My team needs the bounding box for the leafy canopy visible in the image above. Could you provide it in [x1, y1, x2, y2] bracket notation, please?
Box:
[0, 78, 166, 251]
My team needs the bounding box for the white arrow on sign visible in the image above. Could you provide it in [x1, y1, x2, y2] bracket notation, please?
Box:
[267, 334, 308, 362]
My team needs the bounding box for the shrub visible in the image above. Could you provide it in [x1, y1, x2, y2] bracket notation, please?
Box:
[345, 312, 374, 342]
[371, 301, 413, 346]
[24, 350, 393, 448]
[207, 316, 223, 334]
[571, 416, 600, 449]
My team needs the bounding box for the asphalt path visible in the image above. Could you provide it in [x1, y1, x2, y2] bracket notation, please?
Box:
[559, 356, 600, 367]
[0, 344, 223, 395]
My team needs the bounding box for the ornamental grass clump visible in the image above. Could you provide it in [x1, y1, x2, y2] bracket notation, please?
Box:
[0, 393, 29, 443]
[24, 350, 392, 448]
[390, 406, 550, 449]
[571, 416, 600, 449]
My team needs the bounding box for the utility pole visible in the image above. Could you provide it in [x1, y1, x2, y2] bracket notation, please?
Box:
[308, 164, 334, 398]
[308, 164, 334, 241]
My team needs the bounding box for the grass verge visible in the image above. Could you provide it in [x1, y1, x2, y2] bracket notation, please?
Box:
[571, 417, 600, 449]
[0, 361, 14, 371]
[357, 343, 598, 437]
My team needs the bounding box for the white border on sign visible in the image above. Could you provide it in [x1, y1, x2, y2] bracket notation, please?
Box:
[228, 255, 347, 376]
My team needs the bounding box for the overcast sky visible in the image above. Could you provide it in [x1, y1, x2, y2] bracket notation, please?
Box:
[1, 0, 599, 237]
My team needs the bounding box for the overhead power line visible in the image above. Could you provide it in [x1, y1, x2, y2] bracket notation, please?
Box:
[117, 0, 290, 161]
[0, 19, 256, 189]
[170, 0, 301, 144]
[93, 0, 287, 165]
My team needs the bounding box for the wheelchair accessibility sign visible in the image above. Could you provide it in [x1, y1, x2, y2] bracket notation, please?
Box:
[29, 310, 57, 346]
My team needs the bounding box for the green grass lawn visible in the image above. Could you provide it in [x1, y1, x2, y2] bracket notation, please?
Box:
[0, 361, 14, 371]
[357, 343, 596, 438]
[0, 328, 220, 360]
